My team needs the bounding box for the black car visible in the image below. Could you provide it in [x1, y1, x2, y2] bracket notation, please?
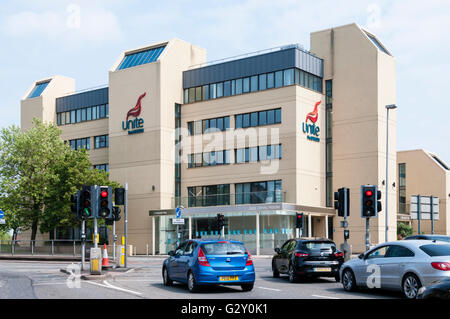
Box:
[272, 238, 344, 283]
[404, 235, 450, 243]
[417, 278, 450, 299]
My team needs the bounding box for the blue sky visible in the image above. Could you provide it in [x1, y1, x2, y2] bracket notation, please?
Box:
[1, 0, 449, 164]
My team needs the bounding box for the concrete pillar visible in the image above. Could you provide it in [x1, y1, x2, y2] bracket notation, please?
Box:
[256, 212, 260, 256]
[152, 216, 155, 255]
[325, 216, 329, 239]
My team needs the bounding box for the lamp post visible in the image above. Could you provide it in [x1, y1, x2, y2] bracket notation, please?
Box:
[385, 104, 397, 242]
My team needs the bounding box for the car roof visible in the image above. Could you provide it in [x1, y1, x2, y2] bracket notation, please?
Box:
[379, 240, 449, 248]
[190, 239, 244, 244]
[405, 234, 450, 238]
[295, 237, 335, 242]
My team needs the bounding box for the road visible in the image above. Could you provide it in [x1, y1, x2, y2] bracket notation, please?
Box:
[0, 257, 400, 299]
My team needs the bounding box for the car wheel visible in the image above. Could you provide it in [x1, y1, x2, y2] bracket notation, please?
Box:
[335, 274, 340, 282]
[187, 271, 199, 293]
[273, 265, 280, 278]
[241, 283, 254, 292]
[288, 264, 298, 283]
[402, 274, 421, 299]
[162, 267, 173, 286]
[342, 269, 357, 292]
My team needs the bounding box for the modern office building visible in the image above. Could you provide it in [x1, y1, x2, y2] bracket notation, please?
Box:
[20, 23, 397, 254]
[397, 149, 450, 235]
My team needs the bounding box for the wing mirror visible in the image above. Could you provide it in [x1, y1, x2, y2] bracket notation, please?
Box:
[168, 250, 175, 256]
[358, 253, 365, 259]
[274, 247, 281, 254]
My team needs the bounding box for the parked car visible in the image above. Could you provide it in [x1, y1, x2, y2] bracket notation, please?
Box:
[404, 234, 450, 243]
[162, 239, 255, 293]
[340, 240, 450, 299]
[272, 238, 344, 283]
[417, 278, 450, 299]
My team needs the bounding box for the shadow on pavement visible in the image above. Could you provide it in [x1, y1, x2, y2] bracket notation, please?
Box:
[150, 282, 247, 294]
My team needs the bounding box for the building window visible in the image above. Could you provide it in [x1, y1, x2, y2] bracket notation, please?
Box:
[235, 180, 282, 204]
[94, 135, 109, 149]
[188, 116, 230, 135]
[235, 108, 281, 129]
[69, 137, 90, 150]
[235, 144, 281, 163]
[398, 163, 406, 214]
[188, 150, 231, 168]
[325, 79, 333, 207]
[94, 164, 109, 172]
[188, 184, 230, 207]
[57, 103, 108, 127]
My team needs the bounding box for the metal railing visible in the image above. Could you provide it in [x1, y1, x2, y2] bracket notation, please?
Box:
[0, 240, 101, 257]
[174, 190, 286, 208]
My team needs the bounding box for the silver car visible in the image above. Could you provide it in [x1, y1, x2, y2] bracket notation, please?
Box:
[340, 240, 450, 299]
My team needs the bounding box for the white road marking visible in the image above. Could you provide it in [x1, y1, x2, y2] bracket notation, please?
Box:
[257, 286, 281, 292]
[33, 282, 69, 286]
[311, 294, 340, 299]
[85, 280, 143, 296]
[114, 279, 161, 282]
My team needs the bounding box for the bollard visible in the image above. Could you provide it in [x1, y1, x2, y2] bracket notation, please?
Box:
[116, 245, 125, 268]
[12, 240, 14, 256]
[90, 248, 102, 275]
[31, 240, 34, 255]
[146, 244, 149, 256]
[73, 240, 76, 256]
[51, 240, 54, 255]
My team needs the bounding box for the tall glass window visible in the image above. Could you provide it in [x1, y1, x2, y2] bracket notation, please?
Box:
[235, 78, 243, 95]
[210, 83, 217, 99]
[259, 74, 267, 91]
[398, 163, 406, 213]
[216, 82, 224, 98]
[283, 69, 294, 86]
[275, 71, 283, 88]
[243, 77, 250, 93]
[267, 73, 275, 89]
[224, 81, 231, 97]
[250, 76, 258, 92]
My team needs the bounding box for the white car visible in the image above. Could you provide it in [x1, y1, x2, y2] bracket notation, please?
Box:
[340, 240, 450, 299]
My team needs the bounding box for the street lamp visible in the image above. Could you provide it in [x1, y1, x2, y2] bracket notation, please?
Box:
[385, 104, 397, 242]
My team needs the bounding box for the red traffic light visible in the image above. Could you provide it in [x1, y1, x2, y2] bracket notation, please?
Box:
[297, 215, 302, 219]
[365, 190, 373, 197]
[101, 191, 108, 198]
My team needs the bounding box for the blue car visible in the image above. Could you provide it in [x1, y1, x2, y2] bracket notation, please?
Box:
[162, 239, 255, 292]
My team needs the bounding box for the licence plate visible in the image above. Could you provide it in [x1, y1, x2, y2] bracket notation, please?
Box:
[314, 267, 332, 272]
[219, 276, 239, 281]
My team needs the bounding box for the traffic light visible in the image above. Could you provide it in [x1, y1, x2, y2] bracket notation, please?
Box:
[112, 206, 121, 221]
[377, 190, 382, 213]
[97, 186, 112, 219]
[114, 188, 125, 205]
[334, 188, 349, 217]
[216, 214, 224, 231]
[344, 230, 350, 240]
[361, 185, 378, 218]
[70, 191, 81, 220]
[295, 213, 304, 229]
[80, 185, 95, 219]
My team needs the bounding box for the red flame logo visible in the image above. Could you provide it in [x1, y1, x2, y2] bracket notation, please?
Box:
[126, 92, 146, 120]
[306, 101, 321, 124]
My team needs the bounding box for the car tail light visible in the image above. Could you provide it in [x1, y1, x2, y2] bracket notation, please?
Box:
[197, 247, 210, 267]
[431, 262, 450, 271]
[295, 252, 309, 257]
[246, 250, 253, 266]
[334, 251, 344, 258]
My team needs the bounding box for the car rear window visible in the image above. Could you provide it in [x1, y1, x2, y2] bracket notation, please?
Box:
[298, 241, 336, 250]
[420, 244, 450, 256]
[433, 237, 450, 243]
[201, 242, 247, 255]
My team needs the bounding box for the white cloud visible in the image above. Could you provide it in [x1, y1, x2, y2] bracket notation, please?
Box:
[2, 4, 123, 45]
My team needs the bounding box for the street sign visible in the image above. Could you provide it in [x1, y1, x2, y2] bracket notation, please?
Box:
[0, 219, 5, 225]
[410, 196, 439, 220]
[172, 218, 185, 225]
[340, 221, 349, 228]
[175, 207, 183, 219]
[0, 209, 4, 219]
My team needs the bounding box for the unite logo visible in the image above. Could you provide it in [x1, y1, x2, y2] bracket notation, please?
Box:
[122, 92, 146, 134]
[302, 101, 321, 142]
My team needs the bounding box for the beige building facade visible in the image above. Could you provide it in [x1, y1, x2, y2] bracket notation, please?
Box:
[20, 23, 398, 254]
[397, 149, 450, 236]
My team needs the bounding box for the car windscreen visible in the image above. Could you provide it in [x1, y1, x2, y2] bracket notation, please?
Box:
[419, 244, 450, 256]
[298, 241, 336, 250]
[201, 242, 247, 255]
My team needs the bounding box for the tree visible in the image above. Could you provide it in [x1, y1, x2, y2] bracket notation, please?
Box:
[0, 118, 120, 240]
[397, 222, 414, 239]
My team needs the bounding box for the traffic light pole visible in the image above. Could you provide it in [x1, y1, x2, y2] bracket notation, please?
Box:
[113, 221, 116, 261]
[124, 183, 128, 268]
[94, 217, 98, 249]
[81, 219, 86, 271]
[365, 217, 370, 251]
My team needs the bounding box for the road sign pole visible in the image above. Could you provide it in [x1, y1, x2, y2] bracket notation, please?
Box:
[430, 196, 434, 235]
[113, 220, 116, 261]
[343, 188, 349, 258]
[417, 195, 421, 235]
